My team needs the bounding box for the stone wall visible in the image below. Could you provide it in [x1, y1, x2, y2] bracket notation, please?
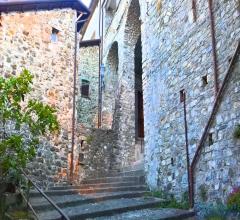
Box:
[102, 42, 119, 128]
[142, 0, 240, 203]
[81, 128, 118, 178]
[77, 45, 99, 128]
[195, 58, 240, 203]
[0, 9, 77, 187]
[71, 45, 100, 183]
[101, 0, 240, 203]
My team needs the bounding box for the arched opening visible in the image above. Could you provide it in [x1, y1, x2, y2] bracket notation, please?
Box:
[135, 35, 144, 140]
[102, 41, 119, 128]
[117, 0, 143, 167]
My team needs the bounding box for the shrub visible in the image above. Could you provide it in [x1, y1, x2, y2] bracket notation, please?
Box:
[233, 124, 240, 139]
[199, 184, 208, 202]
[227, 187, 240, 211]
[0, 70, 59, 186]
[197, 202, 228, 220]
[146, 190, 189, 209]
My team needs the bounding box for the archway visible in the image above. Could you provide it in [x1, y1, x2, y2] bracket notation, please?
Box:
[102, 41, 119, 128]
[117, 0, 144, 168]
[135, 35, 144, 140]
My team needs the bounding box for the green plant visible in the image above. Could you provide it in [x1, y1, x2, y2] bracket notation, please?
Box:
[197, 202, 228, 220]
[227, 187, 240, 211]
[233, 124, 240, 139]
[86, 135, 93, 145]
[0, 69, 59, 185]
[199, 184, 208, 202]
[146, 190, 189, 209]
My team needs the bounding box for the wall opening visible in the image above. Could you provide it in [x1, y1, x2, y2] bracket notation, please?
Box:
[51, 27, 59, 43]
[81, 79, 90, 98]
[135, 35, 144, 139]
[102, 41, 119, 128]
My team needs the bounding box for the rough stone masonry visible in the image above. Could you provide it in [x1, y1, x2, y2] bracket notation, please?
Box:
[0, 9, 77, 187]
[99, 0, 240, 204]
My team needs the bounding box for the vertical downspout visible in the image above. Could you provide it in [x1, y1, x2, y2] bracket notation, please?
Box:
[182, 90, 191, 208]
[192, 0, 197, 22]
[70, 13, 85, 182]
[98, 0, 107, 127]
[208, 0, 219, 96]
[98, 0, 102, 128]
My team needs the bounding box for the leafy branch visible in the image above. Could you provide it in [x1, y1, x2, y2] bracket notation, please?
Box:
[0, 69, 59, 183]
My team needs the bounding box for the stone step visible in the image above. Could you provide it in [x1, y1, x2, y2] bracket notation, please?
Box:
[30, 191, 148, 211]
[36, 197, 163, 220]
[121, 163, 144, 172]
[106, 169, 145, 177]
[86, 208, 195, 220]
[49, 181, 138, 190]
[30, 185, 147, 197]
[81, 175, 144, 185]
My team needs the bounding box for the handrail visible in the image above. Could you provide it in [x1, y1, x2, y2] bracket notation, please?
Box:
[19, 189, 39, 220]
[21, 170, 70, 220]
[189, 40, 240, 207]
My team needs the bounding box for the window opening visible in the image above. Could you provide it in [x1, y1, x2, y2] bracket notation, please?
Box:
[51, 27, 59, 43]
[208, 133, 214, 146]
[202, 75, 208, 86]
[81, 79, 90, 98]
[180, 89, 185, 103]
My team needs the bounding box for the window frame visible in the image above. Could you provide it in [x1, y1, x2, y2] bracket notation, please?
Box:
[81, 79, 90, 98]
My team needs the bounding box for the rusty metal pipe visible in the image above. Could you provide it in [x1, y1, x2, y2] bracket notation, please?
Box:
[182, 91, 191, 208]
[70, 12, 85, 182]
[192, 0, 197, 22]
[98, 0, 103, 128]
[208, 0, 219, 96]
[98, 0, 108, 127]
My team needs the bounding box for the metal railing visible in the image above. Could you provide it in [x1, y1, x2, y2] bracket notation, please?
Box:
[20, 170, 70, 220]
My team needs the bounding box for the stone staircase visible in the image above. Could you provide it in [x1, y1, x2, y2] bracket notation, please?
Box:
[29, 170, 195, 220]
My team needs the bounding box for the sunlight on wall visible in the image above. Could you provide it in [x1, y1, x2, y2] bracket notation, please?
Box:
[82, 0, 91, 7]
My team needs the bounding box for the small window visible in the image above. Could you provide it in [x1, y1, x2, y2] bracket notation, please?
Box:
[51, 27, 59, 43]
[208, 133, 214, 146]
[81, 79, 90, 98]
[228, 56, 232, 63]
[180, 89, 185, 103]
[202, 75, 208, 86]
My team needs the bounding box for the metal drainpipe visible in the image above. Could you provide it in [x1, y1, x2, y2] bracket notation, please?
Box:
[98, 0, 107, 127]
[98, 0, 102, 128]
[181, 90, 192, 208]
[192, 0, 197, 22]
[70, 12, 87, 183]
[208, 0, 219, 96]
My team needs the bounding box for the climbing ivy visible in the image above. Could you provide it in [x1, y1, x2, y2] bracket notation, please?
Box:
[0, 69, 59, 184]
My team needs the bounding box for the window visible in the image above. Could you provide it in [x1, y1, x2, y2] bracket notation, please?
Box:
[180, 89, 185, 103]
[51, 27, 59, 43]
[202, 75, 208, 86]
[81, 79, 90, 98]
[208, 133, 214, 146]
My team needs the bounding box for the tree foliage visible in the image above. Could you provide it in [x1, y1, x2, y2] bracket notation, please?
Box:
[0, 69, 59, 183]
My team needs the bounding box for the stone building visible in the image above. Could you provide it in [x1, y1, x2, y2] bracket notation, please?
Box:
[81, 0, 240, 205]
[1, 0, 240, 209]
[0, 0, 89, 187]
